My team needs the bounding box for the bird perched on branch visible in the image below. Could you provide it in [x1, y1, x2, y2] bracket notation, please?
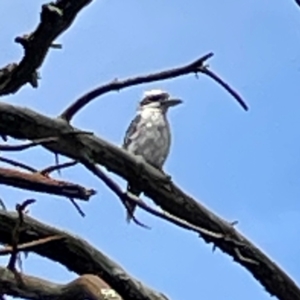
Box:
[122, 89, 182, 222]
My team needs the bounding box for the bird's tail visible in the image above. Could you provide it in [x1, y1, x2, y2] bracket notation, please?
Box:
[126, 184, 141, 223]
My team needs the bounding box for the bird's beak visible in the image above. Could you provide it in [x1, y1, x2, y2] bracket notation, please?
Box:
[164, 98, 183, 107]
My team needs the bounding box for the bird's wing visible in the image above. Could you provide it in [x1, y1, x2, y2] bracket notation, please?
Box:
[122, 114, 142, 149]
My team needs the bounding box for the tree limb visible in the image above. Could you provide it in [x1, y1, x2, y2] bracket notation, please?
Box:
[0, 167, 96, 201]
[0, 137, 59, 152]
[60, 52, 248, 122]
[0, 157, 37, 173]
[0, 236, 64, 256]
[0, 210, 168, 300]
[82, 157, 225, 238]
[0, 102, 298, 300]
[0, 0, 93, 95]
[0, 268, 122, 300]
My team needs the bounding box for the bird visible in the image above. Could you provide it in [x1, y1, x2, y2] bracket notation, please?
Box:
[122, 89, 182, 222]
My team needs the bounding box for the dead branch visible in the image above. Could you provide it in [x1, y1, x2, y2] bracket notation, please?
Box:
[0, 0, 93, 96]
[39, 160, 78, 175]
[0, 210, 168, 300]
[0, 137, 58, 152]
[83, 158, 224, 238]
[60, 52, 248, 122]
[0, 167, 96, 200]
[0, 102, 297, 300]
[83, 158, 150, 228]
[0, 157, 37, 173]
[7, 199, 36, 271]
[68, 197, 86, 217]
[0, 268, 122, 300]
[0, 236, 64, 256]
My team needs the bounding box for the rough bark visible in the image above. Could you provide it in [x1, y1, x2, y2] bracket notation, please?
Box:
[0, 210, 167, 300]
[0, 268, 122, 300]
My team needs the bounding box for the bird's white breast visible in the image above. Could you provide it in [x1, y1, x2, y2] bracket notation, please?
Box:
[140, 107, 164, 127]
[133, 107, 171, 168]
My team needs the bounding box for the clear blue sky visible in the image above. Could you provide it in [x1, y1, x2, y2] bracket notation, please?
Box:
[1, 1, 300, 299]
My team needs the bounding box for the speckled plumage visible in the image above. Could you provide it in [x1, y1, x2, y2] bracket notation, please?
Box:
[122, 89, 182, 222]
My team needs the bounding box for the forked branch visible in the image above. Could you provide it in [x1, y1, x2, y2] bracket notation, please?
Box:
[0, 210, 168, 300]
[60, 52, 248, 122]
[0, 0, 93, 96]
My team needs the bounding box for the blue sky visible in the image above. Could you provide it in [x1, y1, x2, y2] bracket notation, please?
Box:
[1, 0, 300, 299]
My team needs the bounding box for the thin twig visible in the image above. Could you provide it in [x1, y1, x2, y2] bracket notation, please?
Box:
[125, 192, 225, 238]
[0, 131, 92, 153]
[82, 158, 149, 228]
[39, 160, 78, 175]
[0, 157, 37, 173]
[54, 153, 61, 176]
[201, 68, 248, 111]
[0, 137, 58, 152]
[68, 198, 85, 217]
[60, 53, 248, 122]
[0, 236, 64, 255]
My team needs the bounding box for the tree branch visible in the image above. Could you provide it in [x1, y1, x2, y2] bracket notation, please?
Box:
[39, 160, 78, 175]
[0, 102, 298, 300]
[0, 210, 168, 300]
[0, 268, 122, 300]
[0, 137, 59, 152]
[82, 157, 224, 238]
[0, 167, 96, 201]
[0, 236, 64, 256]
[0, 0, 93, 95]
[0, 157, 37, 173]
[60, 52, 248, 122]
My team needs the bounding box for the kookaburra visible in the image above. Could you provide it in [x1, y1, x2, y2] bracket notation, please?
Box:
[122, 89, 182, 222]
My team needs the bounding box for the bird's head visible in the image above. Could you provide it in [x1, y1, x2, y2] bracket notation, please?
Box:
[138, 89, 182, 113]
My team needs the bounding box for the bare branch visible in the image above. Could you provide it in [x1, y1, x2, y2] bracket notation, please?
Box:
[83, 158, 224, 237]
[39, 160, 78, 175]
[60, 52, 248, 122]
[0, 157, 37, 173]
[201, 67, 247, 110]
[0, 137, 58, 152]
[68, 198, 86, 217]
[0, 210, 168, 300]
[0, 268, 121, 300]
[82, 158, 150, 228]
[0, 167, 96, 200]
[0, 236, 64, 256]
[0, 103, 298, 300]
[0, 0, 93, 95]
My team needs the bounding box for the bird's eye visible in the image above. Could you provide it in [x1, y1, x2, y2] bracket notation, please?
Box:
[148, 95, 162, 102]
[141, 95, 161, 105]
